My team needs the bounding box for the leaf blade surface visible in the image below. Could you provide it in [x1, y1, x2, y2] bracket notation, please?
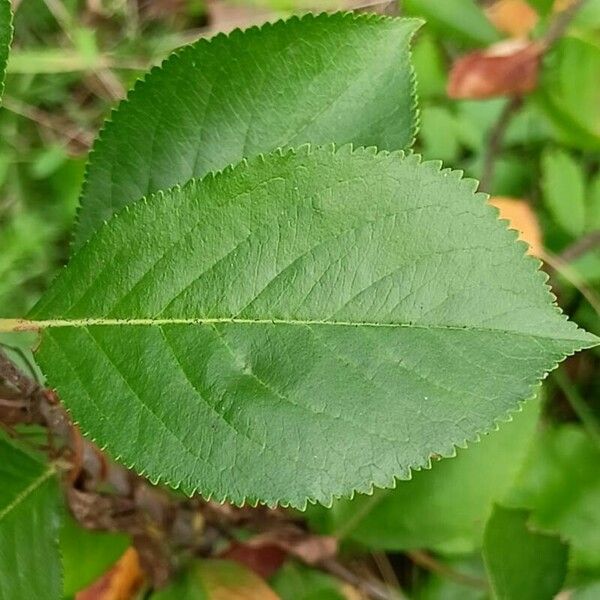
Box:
[0, 432, 62, 600]
[74, 13, 420, 248]
[31, 146, 598, 507]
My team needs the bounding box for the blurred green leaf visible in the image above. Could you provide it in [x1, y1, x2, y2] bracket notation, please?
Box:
[403, 0, 500, 46]
[413, 555, 487, 600]
[30, 145, 68, 179]
[507, 425, 600, 573]
[541, 148, 586, 237]
[467, 154, 532, 198]
[525, 0, 553, 17]
[0, 212, 56, 316]
[412, 33, 447, 100]
[0, 330, 43, 382]
[573, 581, 600, 599]
[571, 252, 600, 285]
[504, 102, 552, 146]
[72, 27, 98, 64]
[536, 37, 600, 151]
[455, 99, 506, 152]
[483, 505, 568, 600]
[588, 173, 600, 230]
[151, 562, 208, 600]
[419, 106, 460, 163]
[571, 0, 600, 31]
[60, 514, 130, 597]
[307, 399, 539, 554]
[0, 431, 62, 600]
[271, 563, 346, 600]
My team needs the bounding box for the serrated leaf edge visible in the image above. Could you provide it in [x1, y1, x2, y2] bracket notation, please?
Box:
[36, 143, 599, 509]
[71, 10, 422, 250]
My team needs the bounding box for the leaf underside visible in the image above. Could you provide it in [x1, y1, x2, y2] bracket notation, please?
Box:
[0, 433, 61, 600]
[31, 146, 597, 508]
[73, 12, 421, 249]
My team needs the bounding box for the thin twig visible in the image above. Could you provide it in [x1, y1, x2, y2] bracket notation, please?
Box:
[539, 0, 587, 51]
[407, 550, 488, 590]
[2, 96, 93, 150]
[559, 230, 600, 263]
[479, 97, 521, 193]
[541, 249, 600, 316]
[372, 551, 402, 591]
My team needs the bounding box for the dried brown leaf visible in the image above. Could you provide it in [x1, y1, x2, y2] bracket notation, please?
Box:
[489, 197, 543, 256]
[486, 0, 539, 38]
[76, 548, 145, 600]
[448, 40, 541, 99]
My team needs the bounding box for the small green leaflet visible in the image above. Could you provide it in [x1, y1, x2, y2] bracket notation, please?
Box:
[536, 37, 600, 151]
[403, 0, 500, 46]
[73, 12, 421, 249]
[507, 424, 600, 572]
[483, 505, 568, 600]
[541, 148, 586, 237]
[0, 0, 12, 100]
[60, 514, 130, 596]
[27, 146, 598, 508]
[0, 432, 62, 600]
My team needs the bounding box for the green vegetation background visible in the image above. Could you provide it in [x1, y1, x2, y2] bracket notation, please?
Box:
[0, 0, 598, 598]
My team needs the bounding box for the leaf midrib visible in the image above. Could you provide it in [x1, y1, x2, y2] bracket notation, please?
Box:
[5, 316, 594, 344]
[0, 466, 54, 522]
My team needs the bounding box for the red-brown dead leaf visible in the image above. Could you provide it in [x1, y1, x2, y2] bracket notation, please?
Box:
[486, 0, 539, 38]
[447, 39, 542, 99]
[76, 548, 145, 600]
[222, 542, 287, 578]
[221, 528, 337, 578]
[489, 197, 543, 256]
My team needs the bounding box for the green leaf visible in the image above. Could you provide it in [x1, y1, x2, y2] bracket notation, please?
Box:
[403, 0, 500, 47]
[60, 514, 130, 596]
[73, 12, 421, 249]
[0, 431, 62, 600]
[588, 172, 600, 231]
[0, 330, 44, 382]
[413, 555, 487, 600]
[307, 398, 539, 553]
[151, 559, 278, 599]
[0, 0, 11, 100]
[27, 146, 597, 508]
[573, 582, 600, 600]
[506, 425, 600, 572]
[483, 505, 568, 600]
[525, 0, 553, 16]
[541, 148, 586, 237]
[536, 37, 600, 151]
[419, 106, 460, 163]
[271, 562, 346, 600]
[411, 33, 447, 100]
